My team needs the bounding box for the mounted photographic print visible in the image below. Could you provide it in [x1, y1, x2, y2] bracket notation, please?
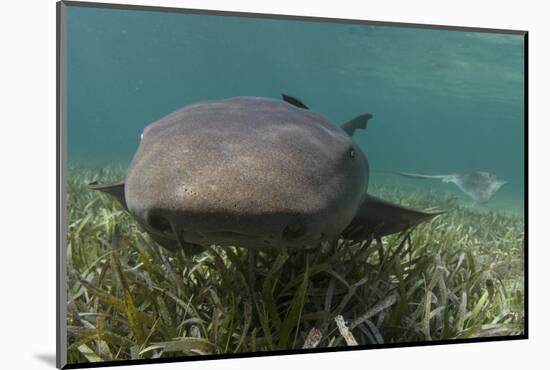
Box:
[57, 1, 527, 368]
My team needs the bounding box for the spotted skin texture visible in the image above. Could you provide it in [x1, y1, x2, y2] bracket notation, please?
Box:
[125, 97, 368, 249]
[91, 96, 441, 254]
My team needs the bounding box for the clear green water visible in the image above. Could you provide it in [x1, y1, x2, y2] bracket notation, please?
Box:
[66, 5, 525, 213]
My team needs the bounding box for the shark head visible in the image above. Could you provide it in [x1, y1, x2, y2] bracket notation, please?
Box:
[91, 96, 440, 254]
[95, 97, 368, 252]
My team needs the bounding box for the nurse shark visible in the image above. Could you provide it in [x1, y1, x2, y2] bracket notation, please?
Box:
[90, 95, 442, 255]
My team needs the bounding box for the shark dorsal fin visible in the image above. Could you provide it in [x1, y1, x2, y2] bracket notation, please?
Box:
[341, 113, 373, 136]
[281, 94, 309, 109]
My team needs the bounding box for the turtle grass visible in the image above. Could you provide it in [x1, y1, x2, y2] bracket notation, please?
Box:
[65, 166, 525, 364]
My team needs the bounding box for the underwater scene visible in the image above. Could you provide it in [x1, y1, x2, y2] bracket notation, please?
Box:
[64, 4, 525, 365]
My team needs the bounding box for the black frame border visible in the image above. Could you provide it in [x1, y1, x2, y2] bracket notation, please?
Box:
[56, 1, 529, 369]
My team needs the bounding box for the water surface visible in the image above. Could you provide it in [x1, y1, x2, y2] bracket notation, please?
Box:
[66, 6, 525, 213]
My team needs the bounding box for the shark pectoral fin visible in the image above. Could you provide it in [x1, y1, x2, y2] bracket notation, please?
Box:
[281, 93, 309, 109]
[88, 180, 127, 210]
[341, 113, 373, 136]
[342, 194, 444, 240]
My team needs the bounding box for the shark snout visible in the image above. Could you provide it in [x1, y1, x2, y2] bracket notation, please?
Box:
[141, 208, 322, 248]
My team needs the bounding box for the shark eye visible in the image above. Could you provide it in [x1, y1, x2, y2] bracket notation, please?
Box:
[140, 132, 144, 140]
[348, 147, 356, 160]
